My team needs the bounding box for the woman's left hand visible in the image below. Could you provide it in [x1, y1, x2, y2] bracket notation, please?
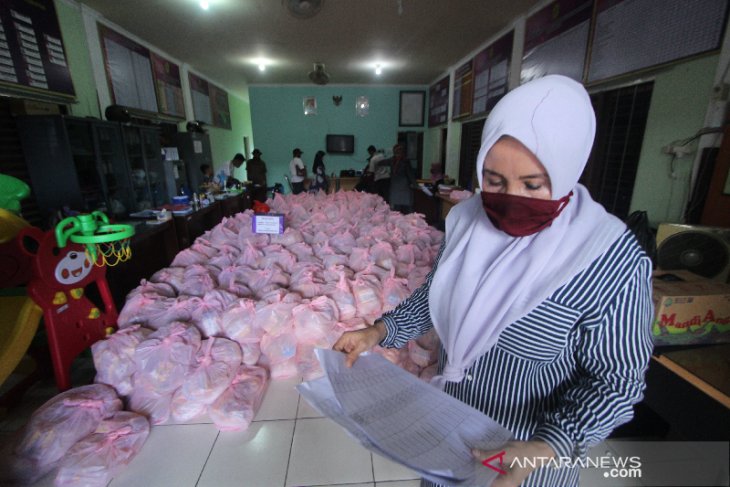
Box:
[472, 440, 556, 487]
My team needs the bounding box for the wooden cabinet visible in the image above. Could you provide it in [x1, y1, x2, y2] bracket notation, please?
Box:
[174, 202, 223, 249]
[219, 193, 252, 218]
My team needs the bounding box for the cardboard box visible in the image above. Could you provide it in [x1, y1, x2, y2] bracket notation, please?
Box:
[252, 213, 284, 234]
[652, 270, 730, 346]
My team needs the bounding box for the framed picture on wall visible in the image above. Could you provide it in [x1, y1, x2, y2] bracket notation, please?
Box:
[399, 90, 425, 127]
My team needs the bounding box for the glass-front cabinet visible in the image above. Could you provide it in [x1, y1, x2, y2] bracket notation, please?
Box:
[122, 125, 165, 211]
[17, 116, 167, 221]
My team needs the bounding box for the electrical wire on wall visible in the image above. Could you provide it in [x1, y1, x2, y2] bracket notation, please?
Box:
[663, 126, 724, 223]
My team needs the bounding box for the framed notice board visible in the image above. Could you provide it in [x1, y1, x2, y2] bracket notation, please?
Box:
[150, 52, 184, 118]
[188, 72, 231, 129]
[209, 82, 231, 130]
[471, 31, 513, 117]
[99, 24, 157, 113]
[0, 0, 75, 100]
[521, 0, 592, 84]
[428, 75, 450, 127]
[587, 0, 729, 84]
[452, 61, 473, 120]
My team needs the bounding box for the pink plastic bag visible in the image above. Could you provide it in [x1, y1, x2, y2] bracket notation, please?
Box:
[92, 325, 153, 396]
[127, 387, 172, 425]
[269, 357, 299, 380]
[54, 411, 150, 487]
[381, 270, 411, 312]
[149, 266, 186, 293]
[133, 322, 202, 393]
[260, 326, 298, 364]
[126, 279, 177, 298]
[292, 296, 339, 345]
[351, 275, 383, 318]
[179, 338, 242, 405]
[209, 365, 268, 431]
[1, 384, 122, 485]
[171, 247, 209, 267]
[178, 264, 217, 297]
[253, 300, 297, 336]
[116, 293, 176, 329]
[170, 387, 208, 423]
[325, 274, 357, 320]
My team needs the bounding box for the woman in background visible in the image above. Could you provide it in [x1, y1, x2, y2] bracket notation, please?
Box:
[334, 75, 654, 487]
[309, 150, 329, 193]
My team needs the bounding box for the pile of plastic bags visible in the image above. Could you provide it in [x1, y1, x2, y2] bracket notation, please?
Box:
[98, 191, 443, 426]
[0, 384, 149, 487]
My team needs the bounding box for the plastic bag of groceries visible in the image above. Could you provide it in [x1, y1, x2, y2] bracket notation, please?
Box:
[92, 325, 153, 396]
[54, 411, 150, 487]
[0, 384, 121, 484]
[209, 365, 269, 431]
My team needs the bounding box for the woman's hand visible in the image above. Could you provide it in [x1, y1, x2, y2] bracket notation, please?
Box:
[472, 440, 556, 487]
[332, 320, 387, 367]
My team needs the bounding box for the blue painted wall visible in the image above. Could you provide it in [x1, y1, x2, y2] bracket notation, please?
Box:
[249, 85, 428, 190]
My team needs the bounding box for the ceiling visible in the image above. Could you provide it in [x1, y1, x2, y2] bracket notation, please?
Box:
[76, 0, 539, 98]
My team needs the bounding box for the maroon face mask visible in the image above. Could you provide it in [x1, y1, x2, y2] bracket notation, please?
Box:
[481, 191, 572, 237]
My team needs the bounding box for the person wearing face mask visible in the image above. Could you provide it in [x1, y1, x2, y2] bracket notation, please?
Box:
[333, 75, 653, 487]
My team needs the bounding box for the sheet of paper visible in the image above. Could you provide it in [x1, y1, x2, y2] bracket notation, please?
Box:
[297, 349, 512, 486]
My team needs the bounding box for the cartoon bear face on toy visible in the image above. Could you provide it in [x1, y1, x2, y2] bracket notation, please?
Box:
[19, 226, 105, 291]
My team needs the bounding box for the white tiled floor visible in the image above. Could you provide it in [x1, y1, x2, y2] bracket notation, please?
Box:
[2, 371, 728, 487]
[1, 374, 422, 487]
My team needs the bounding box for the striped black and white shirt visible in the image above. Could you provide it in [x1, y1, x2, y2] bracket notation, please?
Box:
[380, 229, 654, 487]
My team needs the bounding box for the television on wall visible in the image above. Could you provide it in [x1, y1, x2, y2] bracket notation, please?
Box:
[326, 134, 355, 154]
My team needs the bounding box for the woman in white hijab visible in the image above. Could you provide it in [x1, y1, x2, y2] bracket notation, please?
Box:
[334, 75, 654, 487]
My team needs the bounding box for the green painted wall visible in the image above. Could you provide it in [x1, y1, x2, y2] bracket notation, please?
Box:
[197, 94, 254, 182]
[55, 0, 99, 118]
[249, 85, 427, 189]
[629, 54, 719, 226]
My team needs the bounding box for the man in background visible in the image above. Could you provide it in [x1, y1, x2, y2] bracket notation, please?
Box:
[222, 153, 245, 187]
[247, 148, 268, 201]
[289, 148, 306, 194]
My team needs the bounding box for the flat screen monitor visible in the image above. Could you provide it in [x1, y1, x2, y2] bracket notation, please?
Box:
[326, 134, 355, 154]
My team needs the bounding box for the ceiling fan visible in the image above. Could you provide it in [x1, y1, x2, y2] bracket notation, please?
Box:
[308, 63, 330, 85]
[284, 0, 323, 19]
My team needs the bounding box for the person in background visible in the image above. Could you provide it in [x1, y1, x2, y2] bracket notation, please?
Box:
[333, 75, 653, 487]
[388, 143, 414, 213]
[223, 153, 245, 187]
[289, 148, 306, 194]
[200, 164, 214, 185]
[370, 147, 390, 203]
[246, 149, 268, 200]
[355, 145, 378, 192]
[309, 150, 329, 193]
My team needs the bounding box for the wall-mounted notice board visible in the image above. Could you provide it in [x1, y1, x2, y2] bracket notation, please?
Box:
[189, 72, 231, 129]
[209, 82, 231, 129]
[150, 52, 183, 118]
[452, 61, 473, 120]
[471, 31, 513, 117]
[521, 0, 592, 84]
[0, 0, 75, 100]
[99, 24, 157, 113]
[587, 0, 729, 84]
[428, 75, 450, 127]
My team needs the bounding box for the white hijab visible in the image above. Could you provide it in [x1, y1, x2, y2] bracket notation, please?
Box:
[429, 75, 626, 383]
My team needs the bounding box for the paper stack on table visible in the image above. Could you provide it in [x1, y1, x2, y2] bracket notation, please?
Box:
[297, 349, 512, 486]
